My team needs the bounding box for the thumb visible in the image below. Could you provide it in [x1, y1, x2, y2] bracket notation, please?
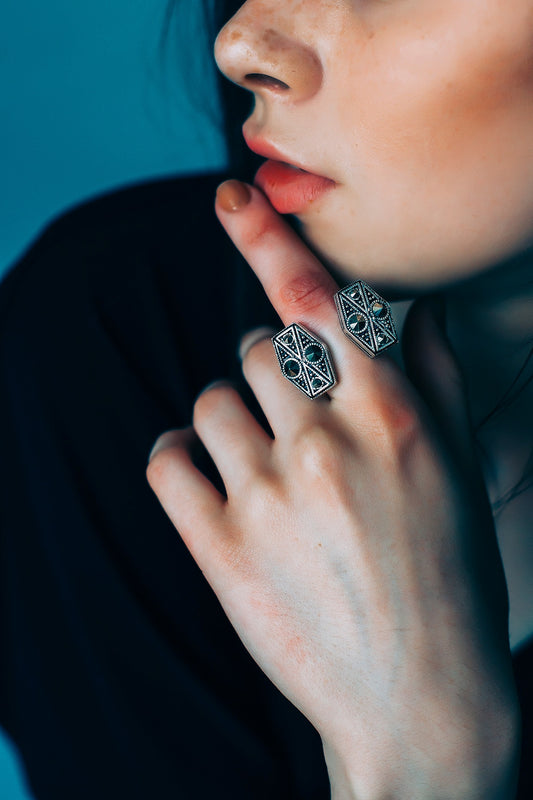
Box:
[402, 295, 477, 471]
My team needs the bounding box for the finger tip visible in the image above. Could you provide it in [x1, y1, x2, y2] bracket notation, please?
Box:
[148, 429, 190, 465]
[215, 179, 253, 213]
[238, 326, 277, 360]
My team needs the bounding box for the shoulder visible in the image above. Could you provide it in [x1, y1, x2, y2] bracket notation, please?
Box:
[10, 171, 227, 264]
[0, 171, 231, 335]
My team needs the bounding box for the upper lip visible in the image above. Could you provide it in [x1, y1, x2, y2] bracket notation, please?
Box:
[242, 128, 333, 180]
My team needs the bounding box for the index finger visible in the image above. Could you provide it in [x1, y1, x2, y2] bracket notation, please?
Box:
[214, 180, 398, 396]
[215, 180, 341, 336]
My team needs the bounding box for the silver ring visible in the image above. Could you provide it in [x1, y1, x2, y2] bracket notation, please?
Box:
[334, 280, 397, 357]
[272, 323, 337, 399]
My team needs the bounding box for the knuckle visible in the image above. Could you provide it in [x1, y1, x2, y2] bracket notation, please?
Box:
[240, 465, 278, 509]
[277, 273, 331, 316]
[238, 468, 285, 530]
[292, 424, 343, 482]
[364, 393, 423, 463]
[291, 425, 357, 508]
[242, 217, 278, 248]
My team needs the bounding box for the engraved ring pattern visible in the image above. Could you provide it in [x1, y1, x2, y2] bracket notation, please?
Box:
[334, 280, 398, 357]
[272, 323, 337, 399]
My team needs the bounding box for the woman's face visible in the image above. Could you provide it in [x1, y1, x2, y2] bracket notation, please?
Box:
[214, 0, 533, 293]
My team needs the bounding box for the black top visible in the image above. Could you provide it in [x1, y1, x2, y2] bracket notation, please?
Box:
[0, 173, 531, 798]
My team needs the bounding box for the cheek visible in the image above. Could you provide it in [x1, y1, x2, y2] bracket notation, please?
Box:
[336, 7, 533, 177]
[305, 9, 533, 285]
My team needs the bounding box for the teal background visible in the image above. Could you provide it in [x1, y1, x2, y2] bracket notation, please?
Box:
[0, 0, 226, 796]
[1, 0, 227, 282]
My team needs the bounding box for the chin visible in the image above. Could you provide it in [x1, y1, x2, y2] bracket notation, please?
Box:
[293, 212, 528, 301]
[290, 217, 423, 300]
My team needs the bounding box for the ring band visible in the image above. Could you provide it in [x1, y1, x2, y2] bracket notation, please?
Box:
[334, 280, 397, 357]
[272, 323, 337, 399]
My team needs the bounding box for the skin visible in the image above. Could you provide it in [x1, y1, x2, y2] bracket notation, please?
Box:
[214, 0, 533, 291]
[147, 1, 533, 796]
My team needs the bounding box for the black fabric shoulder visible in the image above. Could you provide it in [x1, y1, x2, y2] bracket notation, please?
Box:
[0, 172, 228, 328]
[0, 170, 280, 356]
[0, 175, 328, 800]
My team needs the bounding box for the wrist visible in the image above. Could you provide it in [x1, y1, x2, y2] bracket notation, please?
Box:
[320, 692, 521, 800]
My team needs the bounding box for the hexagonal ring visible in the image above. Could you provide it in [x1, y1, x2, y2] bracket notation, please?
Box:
[272, 323, 337, 399]
[334, 280, 397, 357]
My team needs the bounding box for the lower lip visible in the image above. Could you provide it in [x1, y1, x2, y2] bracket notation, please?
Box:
[254, 159, 336, 214]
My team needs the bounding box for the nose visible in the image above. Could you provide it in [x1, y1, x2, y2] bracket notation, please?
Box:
[214, 5, 323, 103]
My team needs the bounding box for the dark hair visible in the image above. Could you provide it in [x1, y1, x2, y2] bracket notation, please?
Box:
[160, 0, 533, 516]
[159, 0, 261, 177]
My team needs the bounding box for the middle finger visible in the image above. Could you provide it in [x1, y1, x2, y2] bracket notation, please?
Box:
[240, 331, 330, 438]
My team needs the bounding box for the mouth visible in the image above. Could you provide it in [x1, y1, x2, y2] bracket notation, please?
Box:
[253, 159, 337, 215]
[242, 132, 337, 214]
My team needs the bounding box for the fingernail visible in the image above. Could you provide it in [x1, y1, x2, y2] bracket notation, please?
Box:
[216, 180, 252, 212]
[196, 379, 233, 399]
[148, 430, 180, 464]
[238, 327, 277, 360]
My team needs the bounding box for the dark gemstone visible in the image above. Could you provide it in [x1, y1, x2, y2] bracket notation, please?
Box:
[347, 312, 367, 333]
[372, 301, 386, 318]
[311, 378, 324, 390]
[284, 333, 294, 344]
[304, 344, 323, 362]
[284, 359, 301, 378]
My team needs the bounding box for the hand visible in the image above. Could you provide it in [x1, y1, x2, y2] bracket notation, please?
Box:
[146, 181, 519, 799]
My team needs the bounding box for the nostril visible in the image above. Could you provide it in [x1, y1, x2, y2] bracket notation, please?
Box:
[245, 74, 290, 91]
